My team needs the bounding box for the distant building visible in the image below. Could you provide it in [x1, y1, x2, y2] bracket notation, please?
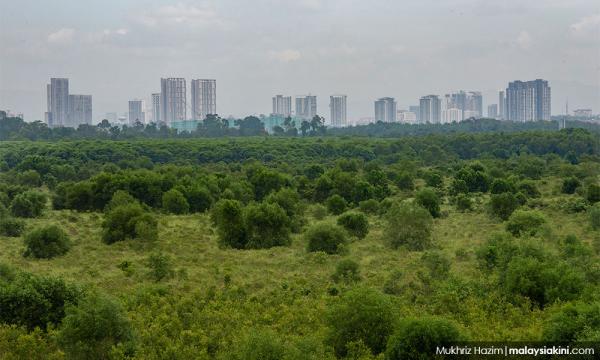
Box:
[330, 95, 347, 127]
[295, 95, 317, 120]
[160, 78, 187, 125]
[442, 108, 462, 123]
[488, 104, 498, 119]
[67, 95, 92, 127]
[498, 90, 506, 120]
[506, 79, 551, 121]
[573, 109, 593, 118]
[374, 97, 397, 122]
[128, 100, 145, 125]
[191, 79, 216, 121]
[397, 110, 417, 124]
[105, 112, 118, 123]
[272, 95, 292, 116]
[467, 91, 483, 118]
[46, 78, 69, 127]
[442, 90, 483, 120]
[409, 105, 420, 123]
[419, 95, 441, 124]
[151, 93, 161, 123]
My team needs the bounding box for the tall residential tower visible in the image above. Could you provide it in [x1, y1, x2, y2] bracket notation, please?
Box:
[506, 79, 551, 121]
[191, 79, 216, 121]
[160, 78, 187, 125]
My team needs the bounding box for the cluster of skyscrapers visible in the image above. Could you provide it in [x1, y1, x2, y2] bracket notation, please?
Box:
[271, 94, 346, 127]
[45, 78, 92, 128]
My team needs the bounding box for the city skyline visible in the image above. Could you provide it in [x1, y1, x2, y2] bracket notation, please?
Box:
[1, 0, 598, 122]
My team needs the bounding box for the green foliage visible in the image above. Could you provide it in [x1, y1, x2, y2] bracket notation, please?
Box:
[212, 199, 247, 249]
[102, 199, 157, 244]
[327, 288, 394, 357]
[490, 178, 515, 194]
[455, 164, 489, 193]
[395, 172, 414, 191]
[415, 188, 441, 218]
[0, 217, 25, 237]
[65, 181, 94, 211]
[589, 204, 600, 230]
[0, 269, 81, 330]
[230, 329, 285, 360]
[326, 194, 347, 215]
[23, 225, 71, 259]
[305, 222, 347, 254]
[183, 185, 213, 213]
[384, 202, 433, 251]
[454, 194, 472, 211]
[332, 259, 361, 283]
[0, 325, 64, 360]
[489, 192, 520, 220]
[248, 166, 289, 200]
[385, 317, 462, 360]
[58, 293, 135, 359]
[358, 199, 379, 214]
[162, 189, 190, 214]
[586, 183, 600, 204]
[422, 170, 443, 189]
[244, 202, 291, 249]
[147, 252, 175, 282]
[518, 180, 540, 198]
[543, 302, 600, 343]
[337, 212, 369, 239]
[10, 191, 46, 218]
[561, 177, 581, 194]
[505, 210, 546, 237]
[421, 250, 451, 279]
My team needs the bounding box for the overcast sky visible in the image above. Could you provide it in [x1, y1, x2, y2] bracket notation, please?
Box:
[0, 0, 599, 123]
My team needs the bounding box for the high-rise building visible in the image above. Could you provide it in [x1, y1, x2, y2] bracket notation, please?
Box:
[330, 95, 347, 127]
[151, 93, 161, 123]
[506, 79, 551, 121]
[128, 100, 145, 125]
[419, 95, 441, 124]
[160, 78, 187, 125]
[498, 90, 506, 120]
[67, 95, 92, 127]
[191, 79, 216, 121]
[46, 78, 69, 127]
[295, 95, 317, 119]
[488, 104, 498, 119]
[466, 91, 483, 118]
[409, 105, 420, 123]
[442, 108, 462, 123]
[397, 110, 417, 124]
[272, 95, 292, 116]
[374, 97, 397, 122]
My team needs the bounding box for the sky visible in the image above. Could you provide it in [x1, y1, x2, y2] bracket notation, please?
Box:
[0, 0, 599, 123]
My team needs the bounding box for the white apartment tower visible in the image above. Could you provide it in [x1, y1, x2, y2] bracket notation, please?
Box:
[68, 95, 92, 127]
[160, 78, 187, 125]
[330, 95, 347, 127]
[46, 78, 69, 127]
[295, 95, 317, 119]
[272, 95, 292, 116]
[191, 79, 216, 121]
[374, 97, 397, 123]
[128, 100, 145, 125]
[151, 93, 161, 123]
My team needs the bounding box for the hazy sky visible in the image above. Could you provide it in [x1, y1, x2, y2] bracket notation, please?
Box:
[1, 0, 599, 123]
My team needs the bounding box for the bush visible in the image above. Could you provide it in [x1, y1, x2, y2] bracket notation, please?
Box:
[58, 293, 135, 359]
[162, 189, 189, 214]
[0, 270, 81, 330]
[489, 192, 519, 220]
[358, 199, 379, 214]
[395, 172, 414, 191]
[104, 190, 137, 212]
[589, 204, 600, 230]
[385, 317, 462, 360]
[65, 181, 94, 211]
[332, 259, 361, 283]
[455, 194, 473, 211]
[415, 188, 441, 218]
[421, 250, 451, 279]
[505, 210, 546, 237]
[183, 185, 213, 213]
[244, 202, 291, 249]
[212, 199, 247, 249]
[23, 225, 71, 259]
[231, 329, 285, 360]
[384, 202, 433, 251]
[326, 194, 347, 215]
[327, 288, 394, 357]
[147, 252, 174, 282]
[102, 202, 158, 244]
[561, 177, 581, 194]
[337, 212, 369, 239]
[490, 179, 515, 194]
[10, 191, 46, 218]
[0, 217, 25, 237]
[518, 180, 541, 198]
[587, 183, 600, 204]
[542, 302, 600, 343]
[305, 222, 347, 254]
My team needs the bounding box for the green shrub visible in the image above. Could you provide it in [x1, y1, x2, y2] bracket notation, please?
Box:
[332, 259, 361, 283]
[309, 204, 328, 220]
[586, 183, 600, 204]
[358, 199, 379, 214]
[589, 204, 600, 230]
[542, 302, 600, 343]
[518, 180, 541, 198]
[58, 293, 135, 359]
[244, 202, 291, 249]
[147, 252, 174, 282]
[395, 172, 415, 191]
[183, 185, 213, 213]
[102, 201, 157, 244]
[212, 199, 247, 249]
[337, 212, 369, 239]
[231, 329, 285, 360]
[327, 288, 394, 357]
[104, 190, 137, 212]
[162, 189, 189, 214]
[23, 225, 71, 259]
[455, 194, 472, 211]
[385, 317, 462, 360]
[505, 210, 546, 237]
[0, 217, 25, 237]
[305, 222, 347, 254]
[0, 269, 81, 330]
[384, 202, 433, 251]
[10, 191, 46, 218]
[421, 250, 451, 279]
[415, 188, 441, 218]
[489, 192, 519, 220]
[326, 194, 347, 215]
[490, 178, 515, 194]
[65, 181, 94, 211]
[562, 177, 581, 194]
[423, 170, 443, 188]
